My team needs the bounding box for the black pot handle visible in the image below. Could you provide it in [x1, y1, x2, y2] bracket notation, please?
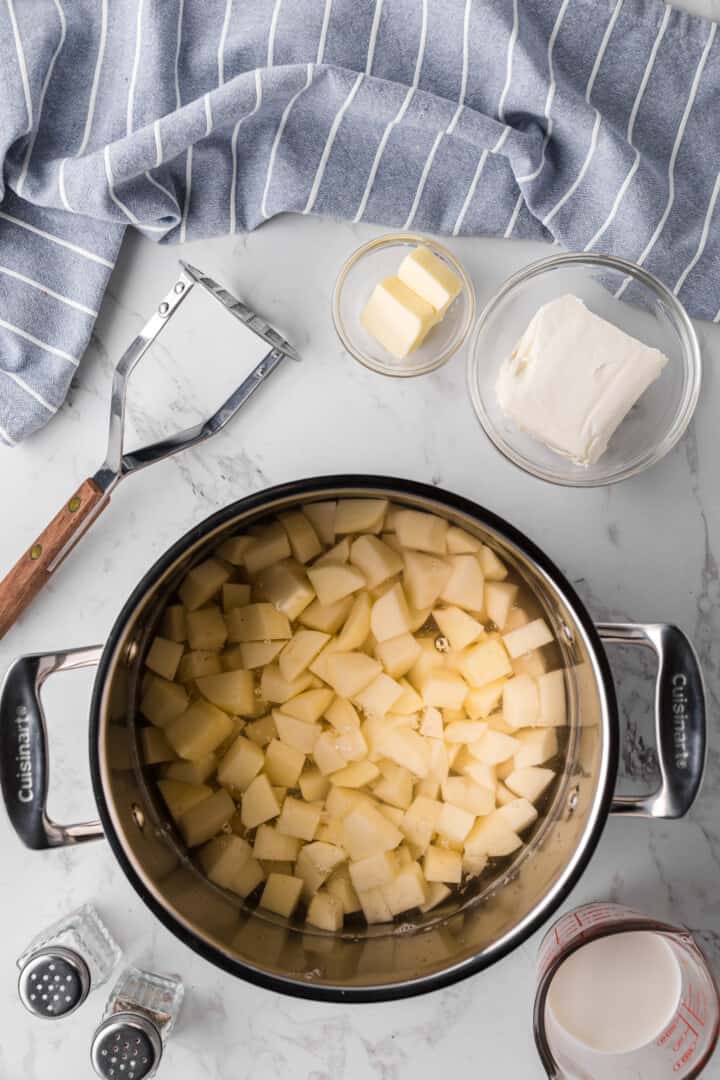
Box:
[597, 623, 706, 818]
[0, 646, 105, 849]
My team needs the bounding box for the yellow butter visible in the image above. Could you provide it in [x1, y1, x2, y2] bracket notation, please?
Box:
[360, 276, 436, 359]
[398, 245, 462, 315]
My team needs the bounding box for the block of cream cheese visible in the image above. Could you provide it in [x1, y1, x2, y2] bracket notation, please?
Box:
[398, 245, 462, 315]
[495, 295, 668, 465]
[361, 276, 435, 359]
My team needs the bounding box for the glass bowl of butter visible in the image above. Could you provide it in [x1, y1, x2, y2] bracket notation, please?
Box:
[333, 234, 475, 376]
[467, 252, 701, 487]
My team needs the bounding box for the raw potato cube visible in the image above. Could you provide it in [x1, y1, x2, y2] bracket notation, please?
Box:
[244, 524, 292, 575]
[226, 603, 291, 642]
[177, 651, 222, 682]
[325, 697, 360, 731]
[538, 670, 567, 726]
[166, 701, 234, 761]
[465, 815, 522, 858]
[141, 677, 189, 728]
[179, 558, 230, 610]
[382, 862, 428, 915]
[355, 673, 404, 717]
[424, 845, 462, 884]
[230, 641, 284, 669]
[325, 786, 371, 818]
[485, 582, 519, 630]
[164, 753, 216, 785]
[254, 560, 315, 621]
[513, 651, 547, 679]
[358, 886, 393, 924]
[222, 583, 252, 612]
[313, 731, 349, 775]
[307, 563, 366, 606]
[299, 768, 330, 802]
[261, 664, 314, 704]
[403, 551, 452, 610]
[299, 596, 353, 634]
[505, 766, 555, 803]
[433, 607, 484, 651]
[334, 499, 388, 535]
[436, 802, 475, 844]
[419, 706, 443, 738]
[440, 556, 485, 612]
[335, 593, 372, 651]
[162, 605, 187, 642]
[350, 535, 404, 588]
[407, 602, 433, 632]
[245, 714, 277, 748]
[443, 719, 487, 743]
[479, 545, 508, 581]
[196, 670, 255, 715]
[503, 618, 553, 658]
[326, 868, 362, 913]
[179, 788, 235, 847]
[253, 824, 301, 861]
[392, 679, 424, 715]
[259, 873, 303, 918]
[470, 729, 520, 765]
[421, 882, 452, 911]
[280, 511, 322, 563]
[216, 535, 255, 565]
[274, 710, 320, 753]
[457, 755, 496, 791]
[461, 639, 513, 688]
[279, 630, 330, 682]
[217, 735, 264, 790]
[421, 671, 468, 710]
[394, 509, 448, 555]
[157, 779, 212, 821]
[441, 777, 495, 816]
[465, 679, 507, 719]
[277, 796, 322, 841]
[495, 798, 538, 833]
[402, 796, 442, 850]
[334, 724, 368, 762]
[514, 728, 558, 768]
[199, 834, 258, 895]
[373, 761, 414, 809]
[494, 781, 516, 807]
[375, 633, 421, 678]
[302, 501, 336, 546]
[324, 653, 381, 697]
[377, 728, 431, 778]
[241, 774, 281, 828]
[349, 851, 398, 892]
[329, 760, 380, 787]
[342, 803, 403, 860]
[145, 636, 183, 681]
[446, 526, 482, 554]
[463, 852, 489, 877]
[314, 538, 350, 566]
[371, 583, 412, 642]
[306, 891, 344, 931]
[187, 606, 227, 652]
[264, 738, 306, 787]
[503, 675, 540, 729]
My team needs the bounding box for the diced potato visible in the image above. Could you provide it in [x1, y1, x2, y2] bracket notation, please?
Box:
[370, 582, 412, 642]
[325, 697, 360, 731]
[392, 678, 424, 714]
[222, 583, 252, 612]
[226, 603, 291, 643]
[216, 535, 255, 565]
[313, 731, 349, 775]
[503, 618, 554, 658]
[495, 781, 516, 807]
[358, 886, 393, 923]
[277, 796, 322, 841]
[496, 759, 515, 781]
[306, 890, 344, 931]
[421, 882, 452, 911]
[513, 650, 547, 678]
[342, 803, 403, 860]
[307, 563, 366, 606]
[433, 606, 484, 651]
[335, 592, 372, 651]
[373, 760, 414, 809]
[354, 673, 404, 718]
[179, 788, 235, 847]
[440, 556, 486, 615]
[514, 727, 558, 768]
[254, 559, 315, 621]
[446, 526, 482, 554]
[350, 535, 404, 588]
[457, 754, 496, 792]
[401, 796, 442, 850]
[273, 710, 321, 754]
[199, 834, 261, 897]
[421, 670, 468, 710]
[436, 802, 475, 844]
[302, 500, 336, 545]
[227, 641, 283, 670]
[462, 852, 489, 877]
[196, 670, 255, 715]
[299, 596, 353, 633]
[141, 677, 189, 728]
[419, 706, 443, 738]
[485, 582, 519, 630]
[465, 815, 522, 858]
[461, 639, 513, 688]
[374, 633, 421, 679]
[261, 664, 314, 704]
[313, 537, 350, 566]
[495, 798, 538, 833]
[349, 851, 398, 892]
[280, 511, 322, 563]
[241, 774, 281, 828]
[443, 719, 487, 743]
[166, 701, 234, 761]
[157, 779, 212, 821]
[279, 630, 330, 682]
[424, 845, 462, 884]
[217, 735, 264, 790]
[465, 679, 507, 719]
[329, 760, 380, 788]
[245, 713, 277, 748]
[478, 545, 508, 581]
[403, 551, 452, 610]
[176, 650, 222, 682]
[441, 776, 495, 816]
[187, 606, 227, 652]
[324, 653, 381, 697]
[394, 510, 448, 555]
[377, 727, 431, 778]
[146, 636, 184, 681]
[164, 753, 216, 784]
[538, 670, 567, 726]
[179, 558, 230, 610]
[326, 868, 362, 913]
[244, 523, 292, 575]
[259, 872, 303, 917]
[469, 729, 519, 765]
[382, 862, 429, 915]
[298, 768, 330, 802]
[253, 824, 302, 861]
[334, 499, 388, 535]
[162, 605, 187, 642]
[505, 766, 555, 802]
[264, 738, 306, 786]
[427, 739, 450, 784]
[503, 675, 540, 729]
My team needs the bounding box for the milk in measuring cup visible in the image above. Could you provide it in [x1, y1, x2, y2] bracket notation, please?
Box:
[546, 931, 682, 1054]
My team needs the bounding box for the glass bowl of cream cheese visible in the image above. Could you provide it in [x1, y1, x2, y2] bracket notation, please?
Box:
[467, 252, 701, 487]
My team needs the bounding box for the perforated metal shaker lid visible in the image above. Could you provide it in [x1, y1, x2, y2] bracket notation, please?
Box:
[91, 1012, 162, 1080]
[18, 946, 91, 1019]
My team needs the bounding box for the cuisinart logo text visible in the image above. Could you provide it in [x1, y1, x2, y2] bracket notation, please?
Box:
[15, 710, 33, 803]
[672, 673, 689, 771]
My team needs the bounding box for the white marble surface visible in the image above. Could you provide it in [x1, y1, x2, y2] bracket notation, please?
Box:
[1, 204, 719, 1078]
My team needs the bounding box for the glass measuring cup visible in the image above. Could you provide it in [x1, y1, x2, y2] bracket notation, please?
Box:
[534, 902, 719, 1079]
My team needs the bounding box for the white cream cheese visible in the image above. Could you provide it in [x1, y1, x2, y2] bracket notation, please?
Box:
[495, 295, 668, 465]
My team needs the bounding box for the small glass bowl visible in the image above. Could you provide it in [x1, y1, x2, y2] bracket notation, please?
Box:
[333, 234, 475, 377]
[467, 252, 701, 487]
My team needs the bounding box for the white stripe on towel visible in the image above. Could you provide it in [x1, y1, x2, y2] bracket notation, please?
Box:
[453, 126, 510, 237]
[218, 0, 233, 86]
[6, 0, 33, 134]
[0, 211, 114, 268]
[78, 0, 108, 156]
[365, 0, 383, 76]
[303, 73, 364, 214]
[17, 0, 67, 196]
[268, 0, 282, 68]
[673, 170, 720, 297]
[261, 64, 315, 219]
[316, 0, 333, 63]
[0, 266, 99, 317]
[516, 0, 571, 184]
[180, 145, 193, 242]
[104, 146, 166, 231]
[0, 317, 79, 366]
[497, 0, 518, 124]
[230, 69, 263, 233]
[127, 0, 144, 135]
[0, 368, 56, 415]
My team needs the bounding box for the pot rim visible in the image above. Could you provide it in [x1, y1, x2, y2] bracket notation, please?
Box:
[89, 475, 619, 1002]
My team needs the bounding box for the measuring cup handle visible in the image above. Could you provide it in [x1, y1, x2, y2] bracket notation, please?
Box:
[0, 478, 110, 642]
[0, 646, 105, 848]
[597, 623, 706, 819]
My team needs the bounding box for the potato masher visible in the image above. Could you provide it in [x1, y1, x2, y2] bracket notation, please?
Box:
[0, 261, 299, 640]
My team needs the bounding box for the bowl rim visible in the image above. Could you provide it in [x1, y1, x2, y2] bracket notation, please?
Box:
[466, 250, 702, 488]
[332, 232, 476, 377]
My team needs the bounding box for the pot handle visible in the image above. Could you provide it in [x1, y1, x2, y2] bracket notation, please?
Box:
[597, 623, 706, 819]
[0, 646, 105, 849]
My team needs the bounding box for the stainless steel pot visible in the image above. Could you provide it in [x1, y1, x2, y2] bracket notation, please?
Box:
[0, 478, 706, 1002]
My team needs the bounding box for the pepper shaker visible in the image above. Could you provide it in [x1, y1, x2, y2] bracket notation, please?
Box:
[17, 904, 122, 1019]
[91, 966, 184, 1079]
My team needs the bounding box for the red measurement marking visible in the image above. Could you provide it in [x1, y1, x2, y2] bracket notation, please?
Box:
[574, 912, 583, 930]
[682, 998, 705, 1027]
[555, 927, 561, 947]
[677, 1010, 699, 1040]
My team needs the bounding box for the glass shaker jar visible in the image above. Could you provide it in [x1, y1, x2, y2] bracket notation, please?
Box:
[90, 966, 184, 1079]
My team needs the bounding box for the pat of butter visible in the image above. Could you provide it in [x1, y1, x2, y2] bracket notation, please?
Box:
[398, 245, 462, 315]
[361, 276, 435, 359]
[495, 295, 668, 465]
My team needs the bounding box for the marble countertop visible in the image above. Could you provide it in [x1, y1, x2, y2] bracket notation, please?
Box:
[1, 206, 719, 1077]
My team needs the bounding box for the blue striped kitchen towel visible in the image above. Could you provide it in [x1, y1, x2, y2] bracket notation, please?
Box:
[0, 0, 718, 445]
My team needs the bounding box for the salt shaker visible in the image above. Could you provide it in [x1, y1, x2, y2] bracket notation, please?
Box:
[90, 966, 184, 1079]
[17, 903, 121, 1020]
